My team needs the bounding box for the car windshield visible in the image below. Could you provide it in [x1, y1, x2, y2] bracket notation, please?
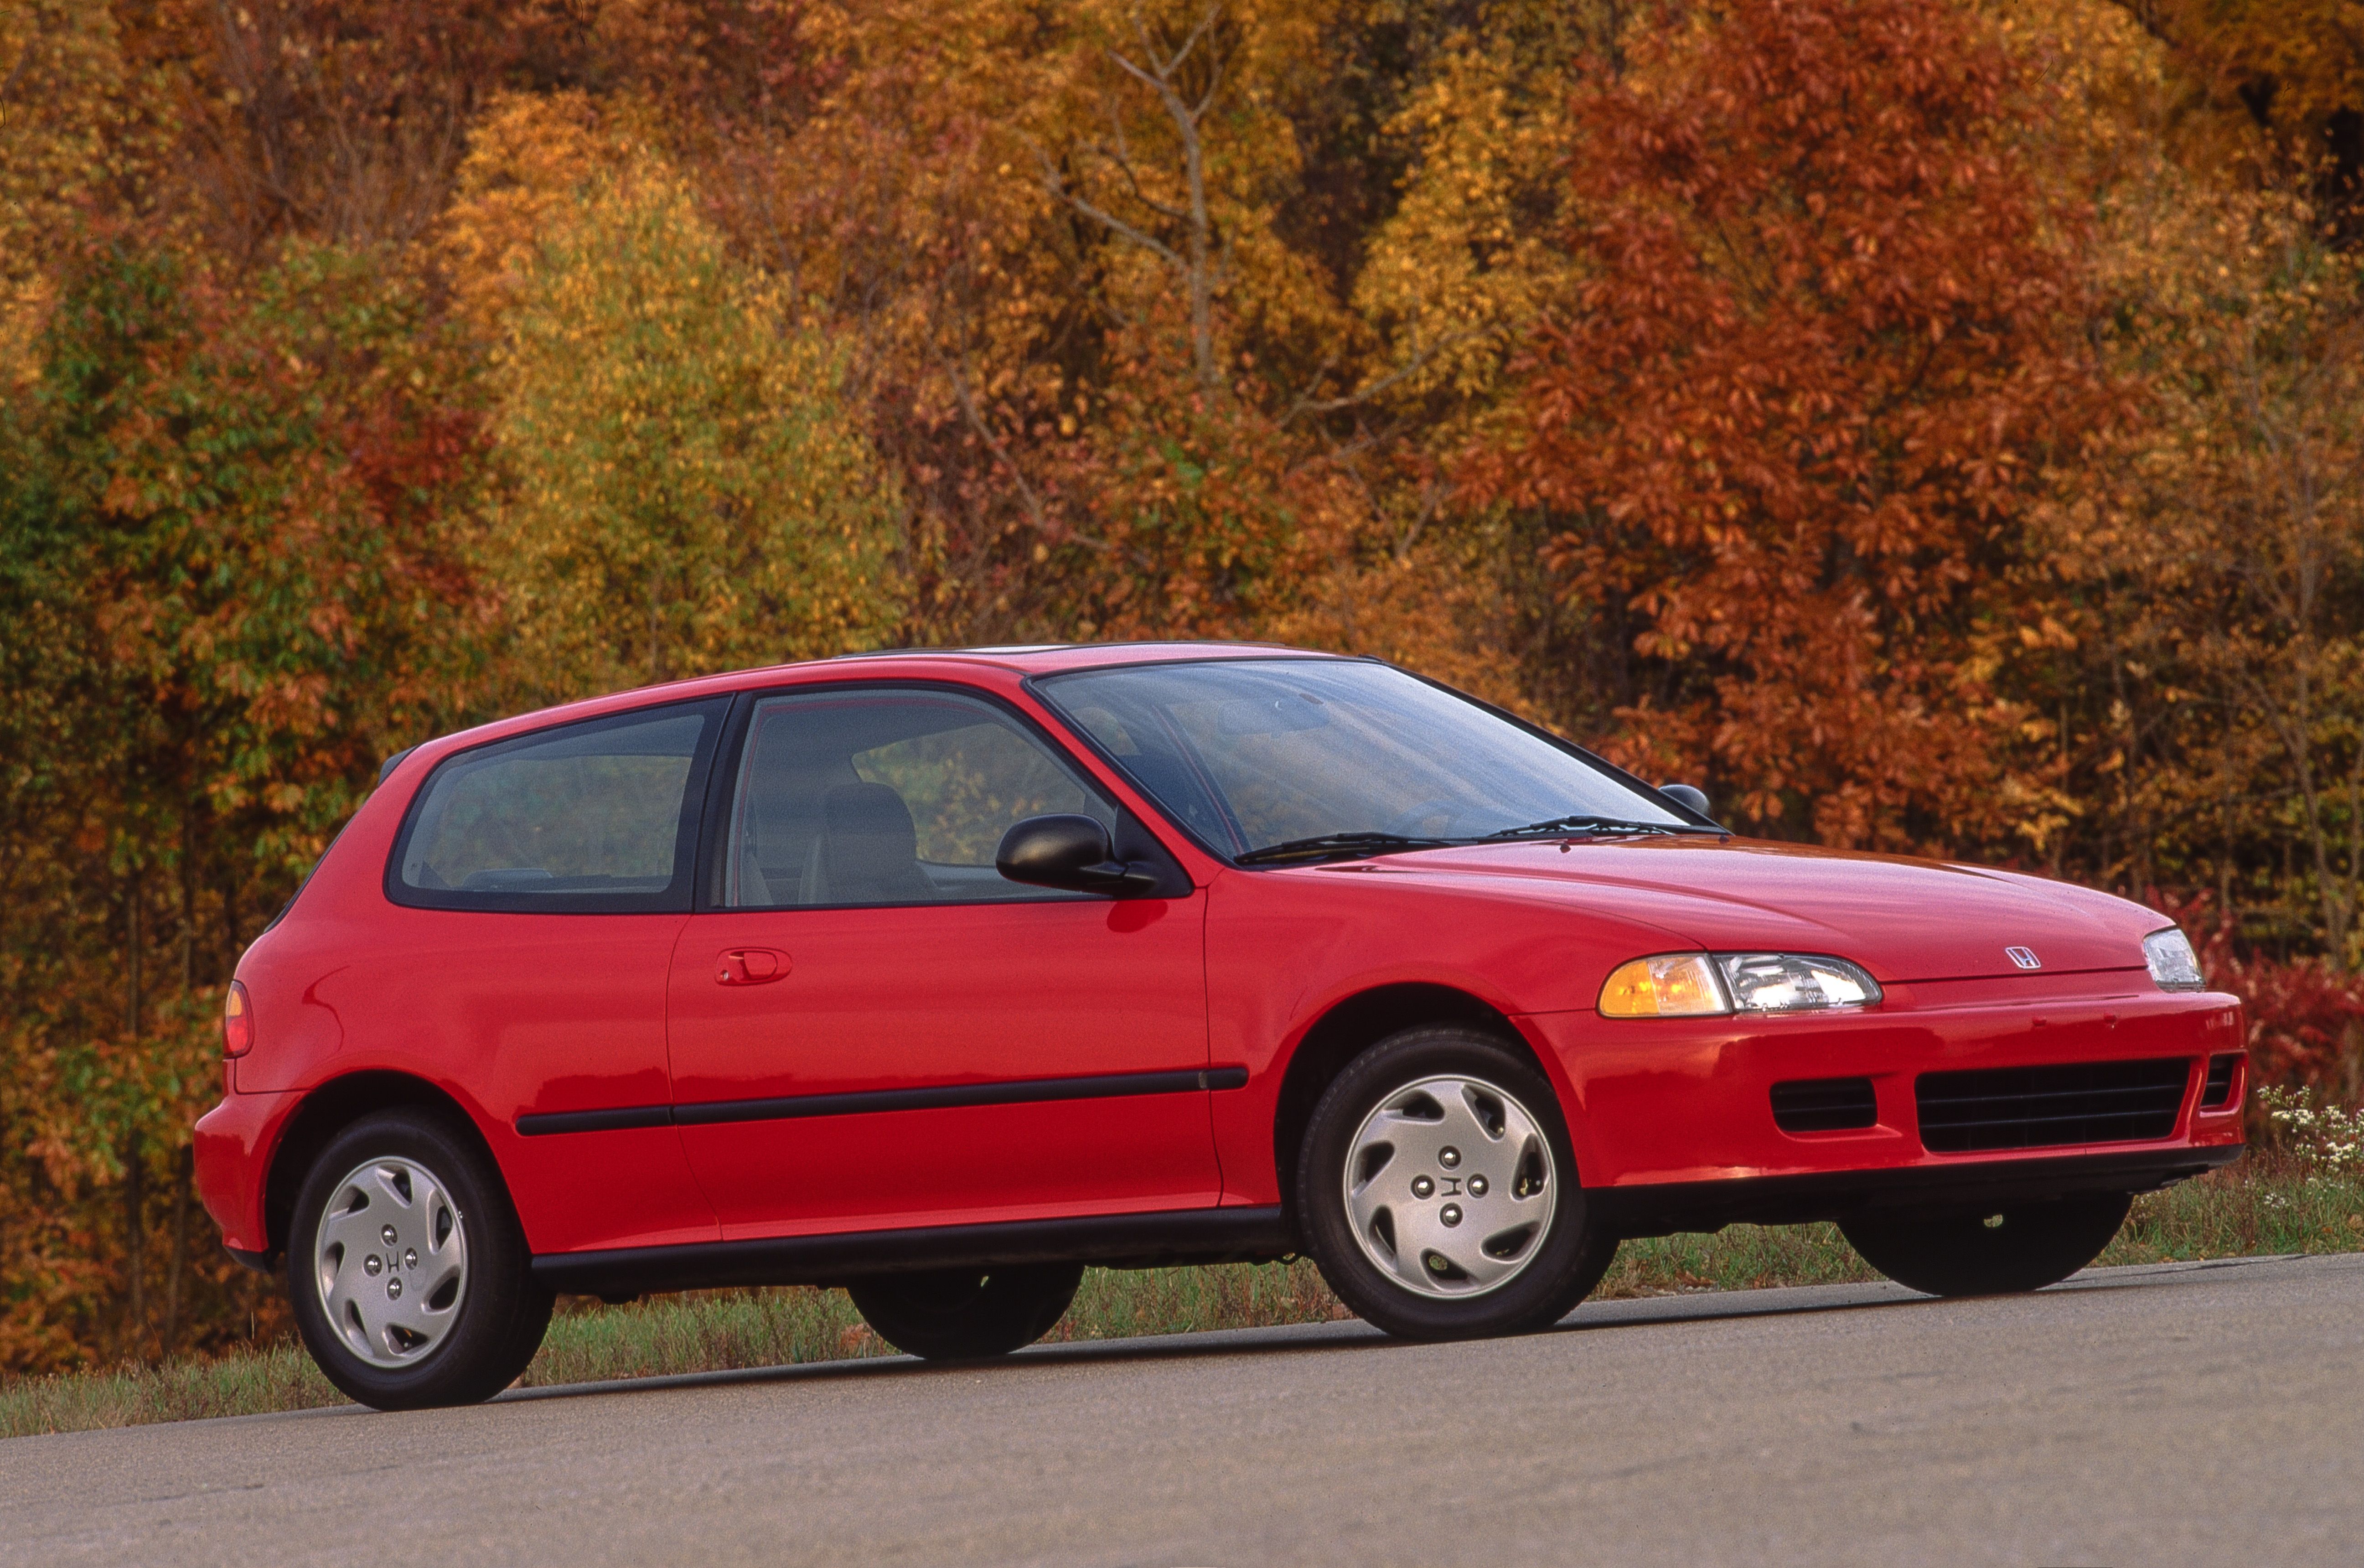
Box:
[1035, 658, 1698, 862]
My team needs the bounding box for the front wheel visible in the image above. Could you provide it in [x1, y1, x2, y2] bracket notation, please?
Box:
[287, 1109, 553, 1410]
[1839, 1192, 2131, 1298]
[1295, 1026, 1613, 1341]
[847, 1263, 1084, 1359]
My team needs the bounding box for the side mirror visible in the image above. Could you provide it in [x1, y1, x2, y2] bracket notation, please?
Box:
[1660, 783, 1712, 818]
[996, 814, 1160, 896]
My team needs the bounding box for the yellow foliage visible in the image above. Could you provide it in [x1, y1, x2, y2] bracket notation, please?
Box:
[435, 92, 627, 342]
[489, 159, 905, 700]
[0, 2, 132, 382]
[1353, 32, 1575, 415]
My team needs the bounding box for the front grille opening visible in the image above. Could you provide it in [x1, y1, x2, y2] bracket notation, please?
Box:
[1916, 1057, 2191, 1154]
[2200, 1052, 2245, 1110]
[1771, 1076, 1878, 1134]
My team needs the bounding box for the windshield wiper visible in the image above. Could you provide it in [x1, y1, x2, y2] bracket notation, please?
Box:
[1235, 832, 1457, 867]
[1481, 814, 1697, 841]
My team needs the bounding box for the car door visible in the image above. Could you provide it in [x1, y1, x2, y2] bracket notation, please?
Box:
[665, 683, 1219, 1239]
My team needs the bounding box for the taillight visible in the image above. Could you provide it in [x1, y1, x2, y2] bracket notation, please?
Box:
[223, 980, 254, 1057]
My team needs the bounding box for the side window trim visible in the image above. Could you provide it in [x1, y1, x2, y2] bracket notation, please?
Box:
[383, 695, 731, 916]
[690, 678, 1188, 913]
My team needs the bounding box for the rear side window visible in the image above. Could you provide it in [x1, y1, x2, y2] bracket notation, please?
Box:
[388, 699, 727, 913]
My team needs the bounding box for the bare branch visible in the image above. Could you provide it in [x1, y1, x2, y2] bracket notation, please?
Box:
[1282, 330, 1488, 427]
[1027, 137, 1187, 270]
[939, 353, 1049, 531]
[1080, 102, 1189, 223]
[937, 351, 1113, 556]
[1104, 6, 1228, 389]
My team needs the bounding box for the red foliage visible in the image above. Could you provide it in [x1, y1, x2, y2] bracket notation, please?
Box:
[1466, 0, 2113, 852]
[2147, 890, 2364, 1091]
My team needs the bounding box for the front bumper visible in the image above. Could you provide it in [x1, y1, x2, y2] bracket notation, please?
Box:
[1587, 1144, 2243, 1237]
[1523, 980, 2248, 1222]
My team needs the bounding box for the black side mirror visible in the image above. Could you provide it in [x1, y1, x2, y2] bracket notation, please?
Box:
[997, 814, 1160, 896]
[1660, 783, 1712, 818]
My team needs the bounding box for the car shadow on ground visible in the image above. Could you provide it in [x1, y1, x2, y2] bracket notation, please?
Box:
[491, 1276, 1953, 1410]
[487, 1252, 2321, 1412]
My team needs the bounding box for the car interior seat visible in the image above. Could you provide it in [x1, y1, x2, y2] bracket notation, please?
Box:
[803, 781, 936, 905]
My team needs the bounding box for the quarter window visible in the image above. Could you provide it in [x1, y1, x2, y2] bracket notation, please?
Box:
[389, 699, 724, 912]
[720, 688, 1114, 907]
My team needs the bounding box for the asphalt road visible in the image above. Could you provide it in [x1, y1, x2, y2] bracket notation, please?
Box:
[6, 1252, 2361, 1567]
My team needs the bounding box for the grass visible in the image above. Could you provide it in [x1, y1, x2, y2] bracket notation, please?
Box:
[8, 1164, 2361, 1440]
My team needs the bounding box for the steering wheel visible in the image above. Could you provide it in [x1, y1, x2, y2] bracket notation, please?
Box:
[1384, 797, 1473, 838]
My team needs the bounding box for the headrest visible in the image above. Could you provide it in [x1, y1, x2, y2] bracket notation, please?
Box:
[823, 782, 919, 854]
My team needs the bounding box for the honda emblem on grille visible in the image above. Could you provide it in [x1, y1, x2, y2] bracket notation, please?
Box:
[2006, 946, 2042, 970]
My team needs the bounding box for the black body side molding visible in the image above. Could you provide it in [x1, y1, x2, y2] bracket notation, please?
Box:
[531, 1205, 1293, 1298]
[517, 1066, 1251, 1137]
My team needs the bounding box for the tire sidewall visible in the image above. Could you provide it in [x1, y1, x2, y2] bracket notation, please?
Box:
[1297, 1026, 1605, 1340]
[847, 1263, 1084, 1359]
[1840, 1192, 2132, 1297]
[287, 1109, 546, 1410]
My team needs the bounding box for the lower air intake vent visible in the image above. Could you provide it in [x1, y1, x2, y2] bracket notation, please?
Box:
[1770, 1077, 1878, 1133]
[1916, 1057, 2191, 1154]
[2200, 1052, 2244, 1110]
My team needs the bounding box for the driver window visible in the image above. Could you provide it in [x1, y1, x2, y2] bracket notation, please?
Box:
[720, 688, 1116, 908]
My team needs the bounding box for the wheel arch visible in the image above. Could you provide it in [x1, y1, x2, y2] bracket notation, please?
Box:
[1271, 982, 1549, 1214]
[261, 1071, 496, 1264]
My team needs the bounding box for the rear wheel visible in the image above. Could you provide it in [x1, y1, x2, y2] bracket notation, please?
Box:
[1295, 1025, 1613, 1341]
[846, 1263, 1084, 1359]
[287, 1109, 552, 1410]
[1839, 1192, 2131, 1298]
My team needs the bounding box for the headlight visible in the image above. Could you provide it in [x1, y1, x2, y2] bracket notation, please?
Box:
[2143, 927, 2205, 992]
[1598, 952, 1882, 1017]
[1716, 952, 1882, 1010]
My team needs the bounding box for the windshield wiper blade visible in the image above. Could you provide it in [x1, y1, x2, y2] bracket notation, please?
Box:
[1481, 814, 1692, 841]
[1235, 832, 1457, 866]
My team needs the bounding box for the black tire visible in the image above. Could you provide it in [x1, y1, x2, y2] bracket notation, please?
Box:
[1839, 1192, 2132, 1298]
[286, 1109, 553, 1411]
[847, 1263, 1085, 1359]
[1295, 1025, 1614, 1342]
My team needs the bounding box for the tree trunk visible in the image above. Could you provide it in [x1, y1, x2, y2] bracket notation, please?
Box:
[122, 1138, 146, 1359]
[164, 1144, 193, 1357]
[125, 872, 142, 1040]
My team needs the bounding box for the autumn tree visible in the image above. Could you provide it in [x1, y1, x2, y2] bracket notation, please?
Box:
[1466, 0, 2115, 849]
[0, 233, 492, 1370]
[482, 157, 905, 699]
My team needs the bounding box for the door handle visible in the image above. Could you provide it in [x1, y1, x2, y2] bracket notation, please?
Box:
[716, 948, 791, 986]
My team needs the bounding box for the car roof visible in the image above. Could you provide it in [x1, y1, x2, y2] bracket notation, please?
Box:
[818, 640, 1339, 674]
[385, 642, 1360, 777]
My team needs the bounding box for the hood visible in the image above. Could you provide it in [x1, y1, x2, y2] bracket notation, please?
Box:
[1334, 837, 2162, 984]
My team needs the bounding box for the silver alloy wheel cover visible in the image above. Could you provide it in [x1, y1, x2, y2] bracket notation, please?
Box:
[312, 1155, 468, 1368]
[1343, 1073, 1557, 1300]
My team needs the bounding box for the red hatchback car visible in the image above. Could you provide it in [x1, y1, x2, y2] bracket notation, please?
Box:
[196, 643, 2246, 1408]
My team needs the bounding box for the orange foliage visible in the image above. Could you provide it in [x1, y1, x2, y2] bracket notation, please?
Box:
[1466, 0, 2117, 852]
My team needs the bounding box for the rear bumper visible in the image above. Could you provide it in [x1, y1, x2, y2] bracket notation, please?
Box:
[193, 1087, 299, 1257]
[1522, 983, 2249, 1200]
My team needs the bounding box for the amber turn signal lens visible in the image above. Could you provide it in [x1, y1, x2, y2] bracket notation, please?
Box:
[222, 979, 254, 1057]
[1598, 954, 1728, 1017]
